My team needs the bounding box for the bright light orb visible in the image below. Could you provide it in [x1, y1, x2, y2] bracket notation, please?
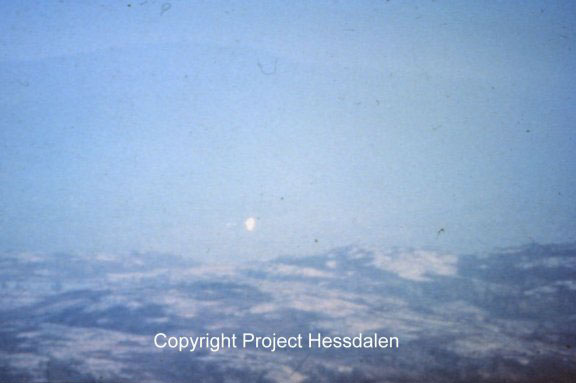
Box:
[244, 217, 256, 232]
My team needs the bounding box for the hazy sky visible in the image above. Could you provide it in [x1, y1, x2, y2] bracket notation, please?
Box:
[1, 0, 575, 261]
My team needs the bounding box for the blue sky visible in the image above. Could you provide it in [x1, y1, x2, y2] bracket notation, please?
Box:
[1, 0, 575, 261]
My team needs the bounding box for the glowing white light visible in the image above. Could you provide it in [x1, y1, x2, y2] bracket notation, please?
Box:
[244, 217, 256, 232]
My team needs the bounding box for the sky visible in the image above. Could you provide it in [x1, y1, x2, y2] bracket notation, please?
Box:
[0, 0, 575, 261]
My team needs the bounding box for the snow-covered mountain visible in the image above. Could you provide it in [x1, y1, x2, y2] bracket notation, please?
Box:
[1, 244, 575, 382]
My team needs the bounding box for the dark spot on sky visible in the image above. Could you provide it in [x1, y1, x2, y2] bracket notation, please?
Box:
[161, 3, 172, 15]
[257, 59, 277, 75]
